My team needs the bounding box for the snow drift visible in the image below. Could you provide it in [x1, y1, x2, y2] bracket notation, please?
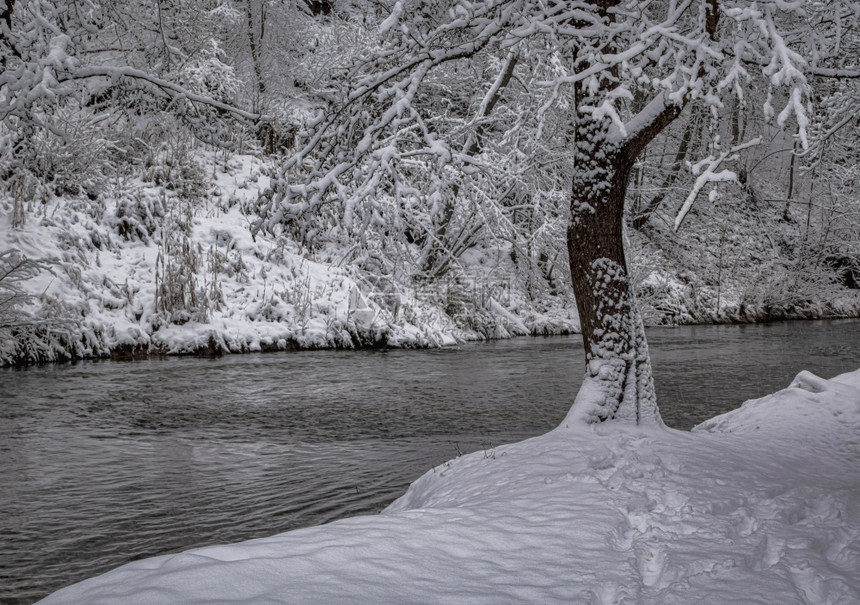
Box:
[40, 369, 860, 604]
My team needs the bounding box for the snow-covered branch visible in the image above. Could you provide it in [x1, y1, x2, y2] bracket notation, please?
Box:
[67, 66, 262, 122]
[674, 137, 763, 232]
[0, 0, 260, 131]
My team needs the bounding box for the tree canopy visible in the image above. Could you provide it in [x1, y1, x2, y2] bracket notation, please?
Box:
[253, 0, 860, 424]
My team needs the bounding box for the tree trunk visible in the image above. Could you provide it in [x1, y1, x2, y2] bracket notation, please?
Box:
[563, 116, 661, 425]
[561, 0, 714, 425]
[557, 0, 661, 425]
[0, 0, 15, 70]
[245, 0, 266, 109]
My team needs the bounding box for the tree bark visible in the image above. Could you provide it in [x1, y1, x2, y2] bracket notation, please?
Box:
[561, 0, 718, 426]
[0, 0, 15, 68]
[1, 0, 14, 33]
[563, 113, 661, 425]
[300, 0, 332, 16]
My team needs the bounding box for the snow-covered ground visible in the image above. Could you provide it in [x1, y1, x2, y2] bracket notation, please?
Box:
[0, 153, 577, 365]
[40, 368, 860, 604]
[4, 147, 857, 366]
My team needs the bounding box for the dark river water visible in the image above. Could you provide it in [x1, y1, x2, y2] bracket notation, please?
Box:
[1, 320, 858, 603]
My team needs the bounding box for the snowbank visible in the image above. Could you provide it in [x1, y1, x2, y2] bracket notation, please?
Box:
[40, 369, 860, 604]
[1, 153, 577, 365]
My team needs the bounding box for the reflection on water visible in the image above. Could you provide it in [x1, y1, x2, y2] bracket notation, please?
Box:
[1, 320, 858, 603]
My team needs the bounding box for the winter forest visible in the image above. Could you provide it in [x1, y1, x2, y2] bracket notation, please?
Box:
[1, 0, 859, 373]
[4, 1, 860, 603]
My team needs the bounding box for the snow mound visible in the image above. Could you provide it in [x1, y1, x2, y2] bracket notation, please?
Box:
[40, 370, 860, 604]
[694, 369, 860, 444]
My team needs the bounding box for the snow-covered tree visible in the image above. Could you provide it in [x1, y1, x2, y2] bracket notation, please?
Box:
[792, 73, 860, 290]
[255, 0, 860, 425]
[0, 0, 261, 213]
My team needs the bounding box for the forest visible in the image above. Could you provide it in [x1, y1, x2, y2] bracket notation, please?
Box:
[5, 2, 860, 603]
[1, 0, 859, 368]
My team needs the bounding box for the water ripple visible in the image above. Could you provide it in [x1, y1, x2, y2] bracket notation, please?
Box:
[1, 320, 858, 603]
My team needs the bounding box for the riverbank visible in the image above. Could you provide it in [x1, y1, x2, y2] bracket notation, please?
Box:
[40, 367, 860, 604]
[3, 152, 857, 367]
[1, 153, 583, 366]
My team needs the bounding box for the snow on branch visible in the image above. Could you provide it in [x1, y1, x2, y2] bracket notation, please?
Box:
[379, 0, 403, 35]
[68, 66, 263, 123]
[255, 3, 533, 236]
[761, 13, 810, 147]
[674, 137, 762, 232]
[606, 91, 681, 151]
[0, 0, 261, 149]
[807, 66, 860, 79]
[255, 0, 860, 249]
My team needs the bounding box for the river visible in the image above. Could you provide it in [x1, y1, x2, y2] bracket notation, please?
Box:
[1, 320, 858, 603]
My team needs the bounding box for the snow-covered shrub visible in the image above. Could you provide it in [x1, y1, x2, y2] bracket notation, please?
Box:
[140, 126, 209, 200]
[0, 250, 85, 364]
[29, 110, 119, 200]
[114, 190, 168, 242]
[0, 250, 37, 334]
[154, 209, 205, 325]
[152, 195, 236, 326]
[739, 260, 847, 319]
